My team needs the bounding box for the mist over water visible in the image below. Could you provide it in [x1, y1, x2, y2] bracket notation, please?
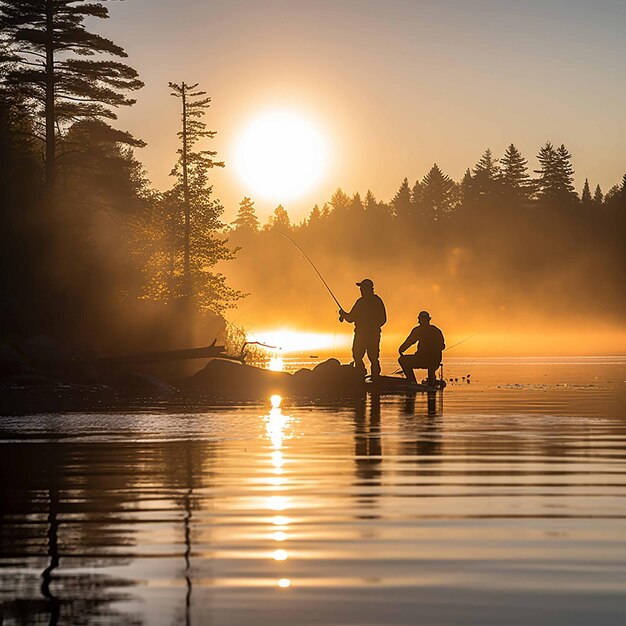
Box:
[224, 225, 626, 357]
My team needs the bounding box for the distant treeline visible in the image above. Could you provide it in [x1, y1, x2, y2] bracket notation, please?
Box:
[228, 147, 626, 326]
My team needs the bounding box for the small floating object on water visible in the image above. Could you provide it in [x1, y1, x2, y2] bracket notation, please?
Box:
[309, 355, 319, 359]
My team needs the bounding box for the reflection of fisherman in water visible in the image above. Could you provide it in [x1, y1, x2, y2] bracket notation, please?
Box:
[352, 394, 382, 519]
[400, 392, 443, 460]
[339, 279, 387, 380]
[398, 310, 445, 386]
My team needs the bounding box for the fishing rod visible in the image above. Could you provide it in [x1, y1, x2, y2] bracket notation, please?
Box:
[278, 231, 344, 311]
[444, 329, 484, 353]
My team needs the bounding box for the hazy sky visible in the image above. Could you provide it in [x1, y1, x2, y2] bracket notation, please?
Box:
[105, 0, 626, 221]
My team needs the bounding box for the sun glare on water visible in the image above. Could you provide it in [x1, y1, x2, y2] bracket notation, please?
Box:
[233, 110, 329, 201]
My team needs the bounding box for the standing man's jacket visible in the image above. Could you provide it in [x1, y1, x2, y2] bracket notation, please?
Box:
[342, 295, 387, 335]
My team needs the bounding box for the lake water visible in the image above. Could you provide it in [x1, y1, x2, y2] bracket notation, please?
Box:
[1, 357, 626, 625]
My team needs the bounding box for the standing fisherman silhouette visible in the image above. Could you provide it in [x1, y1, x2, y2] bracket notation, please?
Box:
[339, 279, 387, 380]
[398, 311, 445, 386]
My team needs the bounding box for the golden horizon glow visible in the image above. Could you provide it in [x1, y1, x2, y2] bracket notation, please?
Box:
[233, 109, 329, 202]
[252, 329, 350, 355]
[268, 356, 284, 372]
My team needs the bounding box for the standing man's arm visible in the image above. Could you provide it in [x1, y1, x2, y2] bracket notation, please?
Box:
[340, 300, 358, 324]
[379, 298, 387, 327]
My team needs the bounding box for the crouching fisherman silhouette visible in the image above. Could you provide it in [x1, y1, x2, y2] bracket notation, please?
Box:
[339, 279, 387, 380]
[398, 311, 445, 387]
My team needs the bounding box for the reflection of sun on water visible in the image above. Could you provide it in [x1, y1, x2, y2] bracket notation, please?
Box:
[262, 393, 294, 589]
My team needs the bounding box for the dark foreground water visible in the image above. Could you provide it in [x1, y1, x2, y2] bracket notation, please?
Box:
[1, 357, 626, 625]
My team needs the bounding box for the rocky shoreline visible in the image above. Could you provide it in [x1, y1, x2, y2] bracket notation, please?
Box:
[1, 335, 367, 415]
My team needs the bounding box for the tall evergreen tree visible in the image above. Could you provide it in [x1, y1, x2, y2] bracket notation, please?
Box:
[499, 144, 531, 201]
[349, 191, 365, 214]
[166, 81, 237, 313]
[411, 179, 422, 207]
[459, 168, 473, 205]
[266, 205, 291, 231]
[231, 197, 259, 231]
[329, 188, 350, 214]
[420, 164, 457, 221]
[555, 143, 577, 202]
[581, 178, 593, 209]
[593, 184, 604, 206]
[308, 203, 321, 226]
[534, 142, 577, 205]
[169, 81, 224, 296]
[364, 190, 378, 212]
[471, 148, 500, 198]
[0, 0, 143, 203]
[392, 177, 412, 219]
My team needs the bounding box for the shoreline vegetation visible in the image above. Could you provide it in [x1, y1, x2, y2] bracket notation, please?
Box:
[1, 1, 625, 404]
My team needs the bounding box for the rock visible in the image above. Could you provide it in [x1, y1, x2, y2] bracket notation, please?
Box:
[292, 359, 362, 396]
[183, 359, 291, 395]
[0, 344, 31, 378]
[312, 358, 342, 374]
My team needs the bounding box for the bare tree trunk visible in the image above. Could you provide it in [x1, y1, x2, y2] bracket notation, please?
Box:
[181, 82, 191, 298]
[45, 0, 56, 208]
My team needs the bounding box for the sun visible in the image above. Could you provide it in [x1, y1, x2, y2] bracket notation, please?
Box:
[233, 109, 329, 202]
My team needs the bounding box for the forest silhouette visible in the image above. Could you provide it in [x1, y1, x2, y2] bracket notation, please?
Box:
[1, 1, 625, 358]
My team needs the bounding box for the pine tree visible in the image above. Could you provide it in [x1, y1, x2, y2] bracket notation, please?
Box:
[460, 169, 473, 204]
[392, 177, 412, 219]
[0, 0, 143, 203]
[411, 179, 422, 206]
[555, 143, 577, 201]
[329, 188, 350, 214]
[364, 190, 378, 212]
[166, 81, 238, 312]
[231, 197, 259, 231]
[472, 148, 500, 197]
[499, 144, 531, 201]
[534, 142, 577, 205]
[266, 205, 291, 231]
[169, 81, 224, 296]
[420, 164, 457, 221]
[349, 192, 364, 214]
[581, 179, 593, 209]
[593, 184, 604, 206]
[308, 204, 321, 226]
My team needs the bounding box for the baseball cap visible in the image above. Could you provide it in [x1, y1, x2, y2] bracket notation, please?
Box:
[356, 278, 374, 288]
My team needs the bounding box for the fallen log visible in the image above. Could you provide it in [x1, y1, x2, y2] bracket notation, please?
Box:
[97, 339, 242, 366]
